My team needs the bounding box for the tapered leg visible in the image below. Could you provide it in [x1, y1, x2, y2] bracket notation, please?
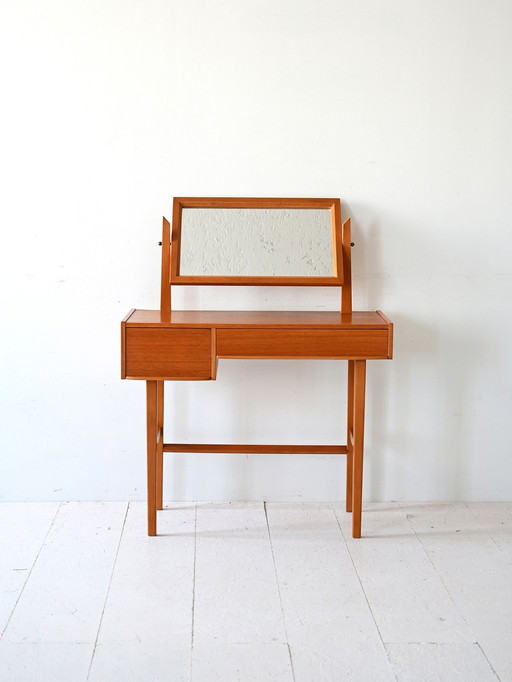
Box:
[156, 381, 164, 510]
[346, 360, 355, 512]
[352, 360, 366, 538]
[146, 380, 158, 536]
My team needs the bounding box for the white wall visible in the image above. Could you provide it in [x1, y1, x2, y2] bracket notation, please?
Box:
[1, 0, 511, 502]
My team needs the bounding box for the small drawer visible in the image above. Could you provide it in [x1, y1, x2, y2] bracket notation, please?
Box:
[123, 328, 211, 379]
[216, 328, 390, 359]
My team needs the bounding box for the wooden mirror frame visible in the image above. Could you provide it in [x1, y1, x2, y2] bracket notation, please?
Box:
[168, 197, 344, 286]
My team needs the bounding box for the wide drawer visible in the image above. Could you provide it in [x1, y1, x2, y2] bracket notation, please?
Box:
[216, 328, 390, 359]
[123, 328, 211, 379]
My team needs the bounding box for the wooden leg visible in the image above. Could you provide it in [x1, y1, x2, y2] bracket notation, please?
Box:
[146, 380, 158, 536]
[156, 381, 164, 511]
[346, 360, 355, 512]
[352, 360, 366, 539]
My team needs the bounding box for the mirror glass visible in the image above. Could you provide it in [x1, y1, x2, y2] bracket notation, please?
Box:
[179, 208, 333, 277]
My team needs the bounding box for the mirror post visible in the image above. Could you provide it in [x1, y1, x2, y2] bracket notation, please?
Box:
[160, 217, 171, 312]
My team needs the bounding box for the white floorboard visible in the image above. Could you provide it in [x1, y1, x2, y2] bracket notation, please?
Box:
[290, 642, 396, 682]
[476, 636, 512, 682]
[88, 501, 196, 680]
[386, 642, 500, 682]
[192, 502, 286, 646]
[2, 501, 127, 644]
[466, 502, 512, 562]
[192, 642, 294, 682]
[89, 641, 190, 682]
[90, 501, 195, 645]
[401, 502, 512, 637]
[0, 502, 59, 636]
[265, 504, 384, 646]
[0, 642, 92, 682]
[1, 500, 510, 681]
[334, 503, 473, 644]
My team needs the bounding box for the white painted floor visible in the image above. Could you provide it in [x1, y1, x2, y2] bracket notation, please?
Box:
[1, 501, 511, 681]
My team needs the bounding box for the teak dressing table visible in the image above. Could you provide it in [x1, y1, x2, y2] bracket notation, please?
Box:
[121, 197, 393, 538]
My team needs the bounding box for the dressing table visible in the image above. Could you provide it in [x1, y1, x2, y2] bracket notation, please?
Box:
[121, 197, 393, 537]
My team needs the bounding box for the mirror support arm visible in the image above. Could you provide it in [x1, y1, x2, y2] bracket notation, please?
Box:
[160, 217, 171, 312]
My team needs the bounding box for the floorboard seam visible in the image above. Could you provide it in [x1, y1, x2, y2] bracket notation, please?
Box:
[0, 501, 62, 642]
[398, 501, 475, 641]
[263, 502, 296, 682]
[190, 503, 198, 680]
[333, 506, 399, 682]
[476, 641, 502, 681]
[465, 502, 508, 560]
[86, 501, 129, 680]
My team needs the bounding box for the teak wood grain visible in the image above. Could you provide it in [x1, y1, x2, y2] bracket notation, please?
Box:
[162, 444, 349, 454]
[123, 328, 211, 380]
[122, 309, 390, 329]
[216, 328, 389, 359]
[121, 197, 394, 539]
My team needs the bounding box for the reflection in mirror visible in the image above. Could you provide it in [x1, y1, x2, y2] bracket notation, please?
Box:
[179, 208, 333, 277]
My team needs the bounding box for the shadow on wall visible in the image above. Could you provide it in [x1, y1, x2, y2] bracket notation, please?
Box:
[368, 315, 488, 501]
[345, 202, 489, 501]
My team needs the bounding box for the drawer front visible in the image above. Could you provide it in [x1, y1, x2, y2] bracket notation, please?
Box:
[124, 328, 211, 379]
[217, 328, 390, 359]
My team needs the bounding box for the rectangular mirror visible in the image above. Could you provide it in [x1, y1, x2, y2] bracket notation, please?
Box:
[170, 197, 343, 286]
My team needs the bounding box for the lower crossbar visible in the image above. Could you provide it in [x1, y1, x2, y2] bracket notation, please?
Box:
[162, 443, 348, 454]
